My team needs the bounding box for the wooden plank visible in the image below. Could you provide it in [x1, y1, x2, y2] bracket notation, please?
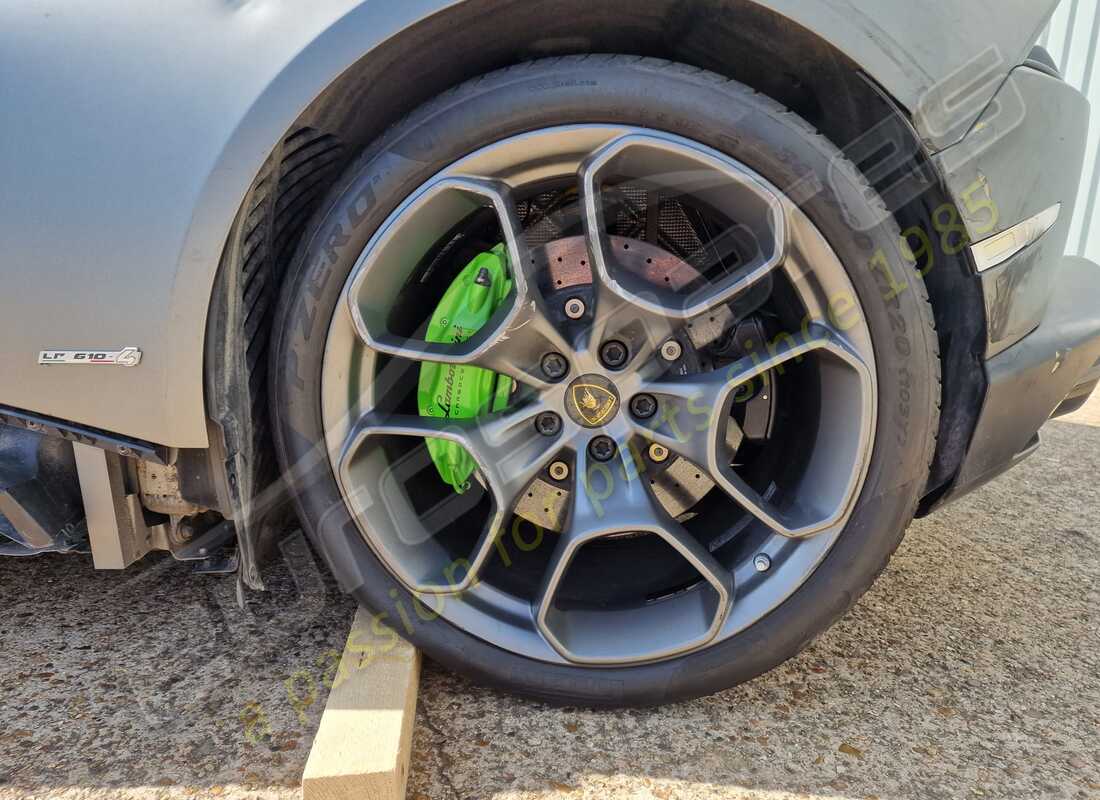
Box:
[73, 444, 154, 569]
[302, 607, 420, 800]
[1060, 387, 1100, 427]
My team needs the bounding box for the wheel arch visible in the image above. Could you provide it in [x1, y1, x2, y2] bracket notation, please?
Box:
[199, 0, 988, 563]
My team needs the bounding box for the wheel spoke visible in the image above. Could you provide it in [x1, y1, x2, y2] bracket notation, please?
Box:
[473, 310, 572, 390]
[631, 324, 873, 538]
[534, 417, 652, 617]
[707, 467, 798, 538]
[630, 367, 734, 468]
[547, 417, 733, 597]
[345, 175, 570, 390]
[533, 417, 734, 663]
[335, 400, 566, 593]
[570, 417, 651, 530]
[630, 324, 838, 465]
[579, 132, 787, 321]
[585, 278, 676, 366]
[341, 402, 560, 513]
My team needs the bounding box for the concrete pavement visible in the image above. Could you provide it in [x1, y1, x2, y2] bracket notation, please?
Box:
[2, 394, 1098, 800]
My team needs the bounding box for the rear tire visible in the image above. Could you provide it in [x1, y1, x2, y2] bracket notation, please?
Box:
[270, 55, 940, 706]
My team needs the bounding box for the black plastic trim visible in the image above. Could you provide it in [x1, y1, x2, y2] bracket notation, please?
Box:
[0, 405, 168, 465]
[927, 256, 1100, 510]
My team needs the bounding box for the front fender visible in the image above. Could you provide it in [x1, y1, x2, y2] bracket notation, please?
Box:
[0, 0, 459, 447]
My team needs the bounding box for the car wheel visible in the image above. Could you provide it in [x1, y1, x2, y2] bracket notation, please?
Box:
[270, 55, 940, 706]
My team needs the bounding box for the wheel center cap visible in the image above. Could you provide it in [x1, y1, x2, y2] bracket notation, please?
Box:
[565, 374, 620, 428]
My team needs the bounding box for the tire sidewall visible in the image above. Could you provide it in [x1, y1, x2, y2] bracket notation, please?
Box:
[270, 57, 939, 706]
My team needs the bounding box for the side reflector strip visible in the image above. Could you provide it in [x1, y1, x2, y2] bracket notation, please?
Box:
[970, 203, 1061, 273]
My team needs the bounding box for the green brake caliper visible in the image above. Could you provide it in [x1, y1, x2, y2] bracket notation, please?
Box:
[417, 243, 514, 492]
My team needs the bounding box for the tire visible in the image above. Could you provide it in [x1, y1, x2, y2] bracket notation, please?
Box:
[270, 55, 940, 706]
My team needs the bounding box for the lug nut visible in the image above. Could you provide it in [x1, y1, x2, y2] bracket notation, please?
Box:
[599, 339, 630, 369]
[588, 435, 617, 462]
[647, 443, 670, 463]
[548, 461, 570, 481]
[753, 553, 772, 573]
[630, 393, 658, 420]
[564, 297, 586, 320]
[540, 352, 569, 381]
[660, 339, 683, 362]
[535, 412, 563, 437]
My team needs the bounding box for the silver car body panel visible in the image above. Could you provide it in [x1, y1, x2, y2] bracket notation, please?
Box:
[0, 0, 1058, 446]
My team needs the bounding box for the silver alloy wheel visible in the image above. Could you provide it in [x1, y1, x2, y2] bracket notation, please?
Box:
[322, 125, 877, 666]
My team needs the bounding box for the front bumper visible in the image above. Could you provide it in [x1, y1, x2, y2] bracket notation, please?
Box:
[927, 62, 1100, 507]
[940, 256, 1100, 503]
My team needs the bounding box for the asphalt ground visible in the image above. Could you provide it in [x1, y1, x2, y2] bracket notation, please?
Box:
[1, 392, 1098, 800]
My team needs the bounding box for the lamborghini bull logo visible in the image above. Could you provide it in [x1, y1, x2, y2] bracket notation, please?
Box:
[570, 383, 618, 427]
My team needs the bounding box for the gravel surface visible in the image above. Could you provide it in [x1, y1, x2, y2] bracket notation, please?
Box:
[0, 532, 356, 800]
[2, 394, 1098, 800]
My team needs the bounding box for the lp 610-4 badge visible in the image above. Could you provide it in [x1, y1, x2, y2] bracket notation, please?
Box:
[38, 347, 143, 367]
